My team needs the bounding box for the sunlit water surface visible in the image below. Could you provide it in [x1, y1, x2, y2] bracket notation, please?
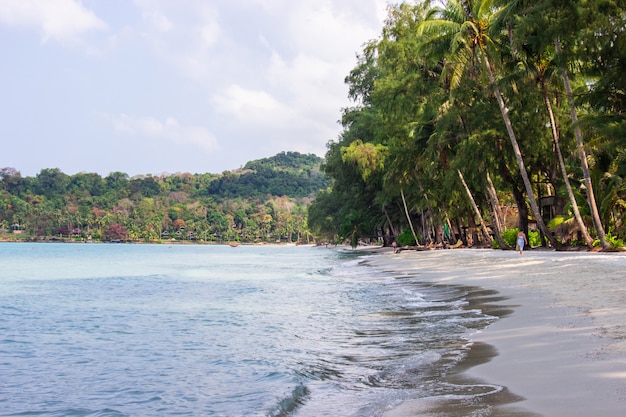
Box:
[0, 243, 499, 416]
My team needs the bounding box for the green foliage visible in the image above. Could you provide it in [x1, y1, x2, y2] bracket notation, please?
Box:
[308, 108, 385, 244]
[548, 215, 567, 230]
[243, 151, 322, 172]
[396, 229, 416, 246]
[502, 229, 519, 248]
[339, 209, 372, 247]
[502, 228, 541, 248]
[341, 140, 388, 181]
[594, 231, 625, 249]
[307, 0, 625, 247]
[529, 231, 542, 247]
[0, 152, 323, 244]
[207, 153, 327, 199]
[307, 190, 341, 242]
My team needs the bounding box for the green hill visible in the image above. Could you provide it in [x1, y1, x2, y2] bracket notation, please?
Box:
[207, 152, 327, 198]
[0, 152, 327, 243]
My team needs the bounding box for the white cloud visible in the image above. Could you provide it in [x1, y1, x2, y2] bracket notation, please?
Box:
[214, 84, 280, 114]
[112, 114, 162, 135]
[200, 22, 219, 47]
[204, 1, 387, 155]
[110, 114, 219, 153]
[130, 0, 222, 80]
[0, 0, 390, 176]
[0, 0, 106, 42]
[288, 2, 374, 60]
[142, 9, 173, 33]
[212, 84, 302, 131]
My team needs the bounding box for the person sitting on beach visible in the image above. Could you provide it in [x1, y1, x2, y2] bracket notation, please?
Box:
[516, 231, 528, 256]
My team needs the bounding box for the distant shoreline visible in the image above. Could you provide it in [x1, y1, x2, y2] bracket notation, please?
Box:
[0, 237, 311, 246]
[2, 237, 622, 253]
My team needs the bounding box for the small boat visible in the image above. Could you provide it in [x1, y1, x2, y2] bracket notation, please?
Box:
[229, 243, 239, 247]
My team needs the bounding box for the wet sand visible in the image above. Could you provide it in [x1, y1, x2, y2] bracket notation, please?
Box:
[368, 248, 626, 416]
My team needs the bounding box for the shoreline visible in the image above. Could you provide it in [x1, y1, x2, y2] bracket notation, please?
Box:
[0, 237, 307, 246]
[368, 248, 626, 416]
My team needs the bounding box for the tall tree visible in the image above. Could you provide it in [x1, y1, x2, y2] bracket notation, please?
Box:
[502, 15, 594, 246]
[418, 0, 559, 247]
[501, 0, 613, 247]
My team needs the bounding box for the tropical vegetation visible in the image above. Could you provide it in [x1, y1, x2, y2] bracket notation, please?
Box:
[0, 152, 325, 244]
[308, 0, 625, 250]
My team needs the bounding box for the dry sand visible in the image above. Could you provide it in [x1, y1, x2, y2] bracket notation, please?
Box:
[367, 248, 626, 417]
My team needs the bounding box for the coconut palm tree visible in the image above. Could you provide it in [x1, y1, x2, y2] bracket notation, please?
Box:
[418, 0, 559, 247]
[554, 39, 610, 249]
[509, 41, 594, 247]
[496, 0, 609, 247]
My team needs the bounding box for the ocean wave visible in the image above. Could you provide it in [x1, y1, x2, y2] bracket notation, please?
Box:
[267, 384, 310, 417]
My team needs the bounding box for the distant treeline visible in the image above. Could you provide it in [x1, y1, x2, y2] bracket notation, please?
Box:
[0, 152, 327, 243]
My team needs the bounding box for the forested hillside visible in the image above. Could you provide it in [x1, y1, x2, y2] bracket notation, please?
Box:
[208, 152, 326, 198]
[308, 0, 625, 250]
[0, 152, 327, 243]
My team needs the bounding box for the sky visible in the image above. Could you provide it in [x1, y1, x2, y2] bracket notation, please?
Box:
[0, 0, 389, 178]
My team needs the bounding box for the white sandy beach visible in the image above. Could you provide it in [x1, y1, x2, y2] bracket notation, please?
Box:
[368, 248, 626, 417]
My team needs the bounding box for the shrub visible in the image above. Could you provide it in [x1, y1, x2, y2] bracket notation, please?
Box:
[502, 228, 541, 248]
[594, 231, 625, 249]
[502, 228, 519, 247]
[396, 229, 416, 246]
[528, 230, 541, 247]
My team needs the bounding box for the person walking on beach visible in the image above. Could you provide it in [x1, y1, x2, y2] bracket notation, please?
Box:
[516, 231, 528, 256]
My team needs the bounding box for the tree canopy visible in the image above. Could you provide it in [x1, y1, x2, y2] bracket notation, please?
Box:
[308, 0, 625, 250]
[0, 152, 325, 244]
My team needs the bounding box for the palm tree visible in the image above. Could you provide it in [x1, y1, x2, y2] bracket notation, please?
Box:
[554, 39, 610, 249]
[497, 0, 608, 247]
[418, 0, 559, 247]
[458, 169, 493, 244]
[541, 71, 595, 247]
[510, 41, 594, 246]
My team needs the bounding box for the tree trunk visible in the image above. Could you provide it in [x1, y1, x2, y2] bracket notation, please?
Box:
[486, 172, 504, 233]
[383, 205, 398, 242]
[512, 186, 529, 235]
[400, 188, 421, 246]
[554, 38, 609, 250]
[481, 51, 559, 248]
[540, 77, 594, 247]
[428, 215, 436, 244]
[486, 172, 510, 249]
[486, 198, 509, 249]
[445, 215, 455, 242]
[457, 169, 493, 244]
[467, 208, 479, 247]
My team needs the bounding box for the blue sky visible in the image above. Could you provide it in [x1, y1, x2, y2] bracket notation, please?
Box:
[0, 0, 387, 177]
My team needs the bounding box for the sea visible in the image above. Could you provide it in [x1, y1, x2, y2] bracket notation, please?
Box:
[0, 243, 507, 417]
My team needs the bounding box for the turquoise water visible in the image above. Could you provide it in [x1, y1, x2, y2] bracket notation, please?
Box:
[0, 243, 498, 416]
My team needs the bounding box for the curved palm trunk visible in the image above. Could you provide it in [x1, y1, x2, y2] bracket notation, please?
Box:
[486, 172, 510, 249]
[400, 188, 421, 246]
[383, 205, 398, 241]
[540, 78, 594, 247]
[457, 169, 493, 244]
[486, 172, 503, 232]
[481, 51, 559, 248]
[554, 39, 609, 250]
